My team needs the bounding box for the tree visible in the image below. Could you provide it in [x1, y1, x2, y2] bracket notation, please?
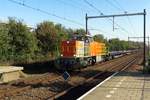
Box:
[7, 17, 38, 63]
[74, 28, 86, 36]
[55, 24, 68, 56]
[93, 34, 105, 42]
[35, 21, 58, 57]
[0, 23, 10, 63]
[55, 23, 68, 41]
[65, 28, 74, 39]
[108, 38, 136, 51]
[108, 38, 121, 51]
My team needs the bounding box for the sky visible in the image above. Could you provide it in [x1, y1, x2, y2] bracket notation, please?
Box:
[0, 0, 150, 41]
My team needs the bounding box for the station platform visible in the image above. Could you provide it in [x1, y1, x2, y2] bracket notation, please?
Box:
[0, 66, 23, 83]
[78, 71, 150, 100]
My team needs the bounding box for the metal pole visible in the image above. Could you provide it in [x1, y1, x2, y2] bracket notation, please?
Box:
[144, 9, 146, 67]
[148, 37, 149, 56]
[86, 13, 88, 34]
[113, 16, 114, 31]
[128, 37, 130, 49]
[87, 12, 145, 19]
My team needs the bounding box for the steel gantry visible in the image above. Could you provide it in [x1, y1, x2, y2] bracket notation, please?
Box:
[85, 9, 146, 66]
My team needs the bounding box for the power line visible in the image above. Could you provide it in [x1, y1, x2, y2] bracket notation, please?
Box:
[107, 0, 136, 35]
[57, 0, 108, 33]
[56, 0, 90, 13]
[7, 0, 121, 36]
[70, 0, 93, 12]
[57, 0, 113, 33]
[83, 0, 130, 34]
[113, 0, 126, 11]
[83, 0, 103, 15]
[114, 0, 136, 34]
[106, 0, 122, 11]
[8, 0, 84, 27]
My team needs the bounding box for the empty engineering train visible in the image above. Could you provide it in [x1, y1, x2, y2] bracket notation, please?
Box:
[56, 34, 134, 70]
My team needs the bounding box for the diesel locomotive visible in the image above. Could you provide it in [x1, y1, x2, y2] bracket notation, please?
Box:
[56, 34, 107, 70]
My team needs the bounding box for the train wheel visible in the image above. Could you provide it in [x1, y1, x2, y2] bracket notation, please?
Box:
[80, 60, 88, 67]
[92, 59, 96, 65]
[88, 59, 93, 65]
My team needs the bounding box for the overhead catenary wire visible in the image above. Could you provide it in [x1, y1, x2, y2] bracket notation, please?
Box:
[83, 0, 130, 34]
[8, 0, 84, 27]
[83, 0, 103, 15]
[70, 0, 94, 13]
[52, 0, 108, 34]
[56, 0, 90, 13]
[7, 0, 110, 35]
[106, 0, 122, 11]
[84, 0, 130, 34]
[107, 0, 136, 35]
[56, 0, 115, 35]
[114, 0, 136, 34]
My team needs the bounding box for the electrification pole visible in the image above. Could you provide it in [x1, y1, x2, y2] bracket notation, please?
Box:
[86, 13, 88, 34]
[148, 37, 149, 56]
[144, 9, 146, 67]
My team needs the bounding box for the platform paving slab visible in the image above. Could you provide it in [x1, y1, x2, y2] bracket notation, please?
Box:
[80, 72, 150, 100]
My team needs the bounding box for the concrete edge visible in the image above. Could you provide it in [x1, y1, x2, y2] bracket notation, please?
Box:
[77, 71, 119, 100]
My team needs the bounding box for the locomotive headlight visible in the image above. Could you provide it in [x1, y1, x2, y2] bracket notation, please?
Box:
[67, 41, 70, 44]
[61, 54, 63, 57]
[73, 54, 76, 57]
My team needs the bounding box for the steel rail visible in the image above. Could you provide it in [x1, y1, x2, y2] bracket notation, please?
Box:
[50, 53, 140, 99]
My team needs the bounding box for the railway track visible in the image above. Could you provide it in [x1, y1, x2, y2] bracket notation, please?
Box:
[0, 52, 142, 100]
[52, 52, 142, 100]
